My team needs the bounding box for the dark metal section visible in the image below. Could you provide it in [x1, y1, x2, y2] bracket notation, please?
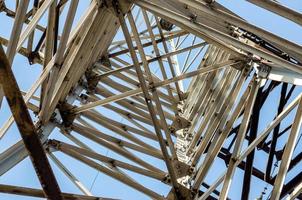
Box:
[200, 183, 231, 200]
[241, 28, 301, 65]
[0, 184, 115, 200]
[0, 44, 63, 200]
[219, 148, 269, 184]
[230, 80, 301, 199]
[241, 86, 262, 200]
[159, 18, 174, 31]
[265, 83, 288, 181]
[194, 77, 301, 199]
[280, 171, 302, 199]
[257, 80, 280, 148]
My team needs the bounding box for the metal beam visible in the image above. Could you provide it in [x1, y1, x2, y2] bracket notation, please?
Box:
[271, 97, 302, 200]
[247, 0, 302, 26]
[0, 184, 115, 200]
[0, 44, 62, 200]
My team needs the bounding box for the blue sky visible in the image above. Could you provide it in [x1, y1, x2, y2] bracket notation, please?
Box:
[0, 0, 302, 199]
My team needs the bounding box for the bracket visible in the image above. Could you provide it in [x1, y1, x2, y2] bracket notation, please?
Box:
[85, 70, 100, 94]
[174, 160, 192, 178]
[159, 18, 175, 31]
[57, 102, 76, 128]
[171, 115, 191, 134]
[253, 62, 271, 79]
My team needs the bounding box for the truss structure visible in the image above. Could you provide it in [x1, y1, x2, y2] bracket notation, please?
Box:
[0, 0, 302, 199]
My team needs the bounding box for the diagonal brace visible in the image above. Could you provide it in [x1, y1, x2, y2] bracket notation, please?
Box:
[0, 44, 62, 200]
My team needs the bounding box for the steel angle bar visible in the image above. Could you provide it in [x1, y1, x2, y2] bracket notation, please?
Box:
[0, 85, 82, 175]
[186, 49, 229, 122]
[50, 140, 167, 181]
[188, 68, 235, 155]
[197, 174, 225, 200]
[46, 2, 131, 121]
[180, 0, 302, 58]
[80, 109, 157, 142]
[192, 71, 250, 189]
[199, 91, 302, 198]
[247, 0, 302, 26]
[48, 152, 93, 196]
[73, 59, 235, 114]
[0, 1, 97, 137]
[0, 0, 30, 108]
[241, 84, 264, 200]
[113, 1, 181, 195]
[0, 38, 70, 138]
[109, 30, 186, 53]
[154, 15, 183, 100]
[16, 0, 55, 53]
[99, 41, 206, 79]
[0, 44, 62, 200]
[280, 168, 302, 199]
[140, 10, 176, 106]
[6, 0, 30, 64]
[237, 93, 302, 165]
[57, 124, 156, 182]
[265, 83, 288, 181]
[127, 11, 179, 160]
[57, 143, 166, 200]
[79, 110, 159, 153]
[71, 123, 163, 172]
[73, 88, 141, 114]
[271, 97, 302, 200]
[40, 0, 57, 112]
[136, 0, 244, 57]
[286, 180, 302, 200]
[219, 77, 260, 200]
[136, 0, 302, 74]
[26, 0, 39, 54]
[0, 184, 116, 200]
[0, 121, 56, 175]
[41, 0, 80, 122]
[183, 45, 216, 118]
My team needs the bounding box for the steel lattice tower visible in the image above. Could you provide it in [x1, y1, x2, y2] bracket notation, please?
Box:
[0, 0, 302, 199]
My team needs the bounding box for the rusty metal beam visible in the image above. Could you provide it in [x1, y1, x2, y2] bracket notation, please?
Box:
[0, 184, 117, 200]
[0, 44, 62, 200]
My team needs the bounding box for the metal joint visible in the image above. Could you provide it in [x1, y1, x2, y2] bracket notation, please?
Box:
[28, 51, 40, 65]
[57, 102, 77, 128]
[159, 18, 174, 31]
[85, 70, 100, 93]
[171, 115, 191, 132]
[79, 94, 89, 104]
[189, 14, 197, 23]
[163, 174, 171, 184]
[148, 82, 156, 92]
[253, 63, 271, 78]
[99, 55, 111, 68]
[47, 139, 61, 150]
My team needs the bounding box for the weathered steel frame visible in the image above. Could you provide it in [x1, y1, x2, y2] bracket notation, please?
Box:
[0, 0, 302, 200]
